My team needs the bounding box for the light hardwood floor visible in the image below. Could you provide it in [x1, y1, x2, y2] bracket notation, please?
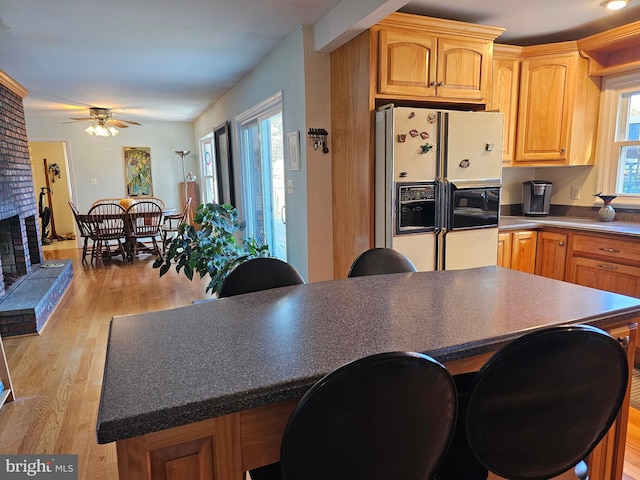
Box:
[0, 246, 209, 479]
[3, 245, 640, 479]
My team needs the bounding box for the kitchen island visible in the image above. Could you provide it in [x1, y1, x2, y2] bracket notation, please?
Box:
[97, 266, 640, 480]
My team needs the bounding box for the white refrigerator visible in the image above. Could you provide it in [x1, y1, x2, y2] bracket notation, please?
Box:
[375, 105, 504, 271]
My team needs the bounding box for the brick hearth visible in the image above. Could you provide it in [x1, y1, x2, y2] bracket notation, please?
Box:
[0, 260, 73, 336]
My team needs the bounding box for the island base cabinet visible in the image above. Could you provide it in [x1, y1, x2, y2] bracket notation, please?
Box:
[116, 414, 244, 480]
[587, 323, 636, 480]
[113, 325, 635, 480]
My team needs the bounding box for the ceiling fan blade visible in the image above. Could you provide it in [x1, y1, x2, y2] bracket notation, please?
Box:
[108, 120, 130, 128]
[119, 120, 141, 126]
[68, 117, 93, 121]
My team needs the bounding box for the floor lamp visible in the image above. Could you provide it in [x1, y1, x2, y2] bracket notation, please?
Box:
[175, 150, 196, 220]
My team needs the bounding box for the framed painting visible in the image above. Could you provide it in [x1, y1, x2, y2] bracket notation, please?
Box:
[213, 122, 234, 205]
[123, 147, 153, 196]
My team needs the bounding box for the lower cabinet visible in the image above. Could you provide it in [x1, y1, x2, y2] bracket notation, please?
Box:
[566, 233, 640, 297]
[567, 257, 640, 297]
[535, 231, 568, 280]
[566, 232, 640, 365]
[497, 230, 537, 273]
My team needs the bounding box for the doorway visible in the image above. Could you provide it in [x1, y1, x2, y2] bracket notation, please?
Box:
[236, 93, 287, 261]
[29, 141, 76, 245]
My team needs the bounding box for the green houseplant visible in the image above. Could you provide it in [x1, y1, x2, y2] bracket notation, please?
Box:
[153, 202, 269, 295]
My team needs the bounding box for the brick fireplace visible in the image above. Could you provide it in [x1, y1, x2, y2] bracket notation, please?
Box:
[0, 70, 72, 336]
[0, 72, 42, 295]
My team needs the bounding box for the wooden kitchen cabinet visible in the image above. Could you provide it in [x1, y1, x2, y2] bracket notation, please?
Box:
[513, 43, 601, 166]
[535, 230, 567, 280]
[567, 233, 640, 297]
[330, 13, 503, 277]
[490, 45, 522, 164]
[376, 13, 503, 104]
[497, 232, 512, 268]
[497, 230, 537, 273]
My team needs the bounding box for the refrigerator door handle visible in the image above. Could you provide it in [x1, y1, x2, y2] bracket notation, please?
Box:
[441, 179, 451, 234]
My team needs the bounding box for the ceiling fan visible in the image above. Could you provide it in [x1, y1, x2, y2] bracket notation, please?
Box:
[66, 107, 141, 128]
[64, 107, 141, 137]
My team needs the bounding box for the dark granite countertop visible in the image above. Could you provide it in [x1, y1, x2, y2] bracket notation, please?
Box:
[500, 215, 640, 237]
[96, 266, 640, 444]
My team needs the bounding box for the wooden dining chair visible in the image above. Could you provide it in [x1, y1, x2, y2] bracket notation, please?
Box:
[142, 196, 166, 209]
[87, 202, 128, 262]
[69, 201, 97, 264]
[90, 198, 122, 208]
[161, 197, 191, 251]
[125, 201, 163, 260]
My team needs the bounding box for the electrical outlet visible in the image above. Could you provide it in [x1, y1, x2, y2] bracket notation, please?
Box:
[570, 184, 581, 200]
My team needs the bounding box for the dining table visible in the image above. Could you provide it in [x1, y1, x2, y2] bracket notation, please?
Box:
[96, 266, 640, 480]
[78, 207, 176, 261]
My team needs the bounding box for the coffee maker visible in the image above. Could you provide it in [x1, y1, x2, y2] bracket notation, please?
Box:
[522, 180, 552, 216]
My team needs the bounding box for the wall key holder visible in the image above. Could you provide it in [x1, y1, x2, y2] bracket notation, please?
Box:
[308, 128, 329, 153]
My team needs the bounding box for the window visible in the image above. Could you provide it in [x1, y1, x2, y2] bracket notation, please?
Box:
[597, 71, 640, 204]
[199, 132, 219, 204]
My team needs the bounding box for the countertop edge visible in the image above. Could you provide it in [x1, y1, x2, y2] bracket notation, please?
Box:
[500, 215, 640, 236]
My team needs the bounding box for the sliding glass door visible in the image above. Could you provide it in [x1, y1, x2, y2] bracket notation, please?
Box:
[237, 94, 287, 260]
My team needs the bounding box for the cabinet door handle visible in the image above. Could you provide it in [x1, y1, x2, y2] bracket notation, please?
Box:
[599, 247, 620, 253]
[618, 335, 630, 348]
[430, 81, 437, 87]
[560, 147, 566, 153]
[597, 263, 618, 270]
[437, 81, 444, 86]
[557, 241, 564, 246]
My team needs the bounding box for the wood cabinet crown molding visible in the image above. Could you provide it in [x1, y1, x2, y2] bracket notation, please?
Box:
[0, 70, 28, 98]
[377, 12, 505, 41]
[576, 20, 640, 76]
[520, 41, 579, 57]
[493, 44, 523, 59]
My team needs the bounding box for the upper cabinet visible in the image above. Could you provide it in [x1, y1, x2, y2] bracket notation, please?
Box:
[515, 50, 578, 164]
[375, 13, 504, 104]
[493, 42, 601, 166]
[490, 45, 521, 165]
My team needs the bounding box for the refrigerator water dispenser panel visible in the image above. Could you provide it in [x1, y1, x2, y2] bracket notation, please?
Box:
[396, 183, 437, 235]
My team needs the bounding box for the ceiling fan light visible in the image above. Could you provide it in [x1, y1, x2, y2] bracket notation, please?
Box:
[601, 0, 628, 10]
[93, 124, 111, 137]
[107, 126, 119, 136]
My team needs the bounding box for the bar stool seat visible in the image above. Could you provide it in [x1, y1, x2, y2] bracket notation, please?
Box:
[440, 324, 629, 480]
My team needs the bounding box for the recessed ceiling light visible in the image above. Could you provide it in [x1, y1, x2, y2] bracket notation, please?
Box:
[601, 0, 629, 10]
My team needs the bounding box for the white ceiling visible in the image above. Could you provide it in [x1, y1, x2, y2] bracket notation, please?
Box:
[1, 0, 639, 124]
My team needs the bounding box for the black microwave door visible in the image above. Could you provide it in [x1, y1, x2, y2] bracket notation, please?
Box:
[450, 186, 500, 230]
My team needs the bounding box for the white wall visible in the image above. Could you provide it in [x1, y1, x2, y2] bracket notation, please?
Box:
[194, 26, 334, 282]
[24, 117, 198, 213]
[502, 165, 599, 209]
